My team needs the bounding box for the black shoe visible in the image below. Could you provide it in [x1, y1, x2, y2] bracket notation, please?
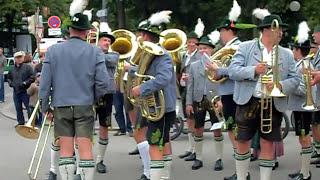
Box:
[96, 161, 107, 173]
[114, 130, 126, 136]
[184, 153, 196, 161]
[289, 171, 301, 178]
[272, 161, 279, 170]
[289, 172, 311, 180]
[311, 151, 319, 159]
[250, 154, 258, 162]
[224, 173, 237, 180]
[47, 171, 57, 180]
[138, 174, 150, 180]
[191, 159, 203, 170]
[214, 159, 223, 171]
[310, 158, 320, 164]
[129, 147, 140, 155]
[178, 151, 192, 159]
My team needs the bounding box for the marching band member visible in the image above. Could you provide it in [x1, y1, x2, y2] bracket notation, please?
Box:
[310, 25, 320, 168]
[228, 9, 299, 180]
[39, 2, 110, 179]
[186, 31, 224, 170]
[178, 18, 203, 161]
[288, 21, 314, 180]
[95, 21, 118, 174]
[131, 10, 176, 180]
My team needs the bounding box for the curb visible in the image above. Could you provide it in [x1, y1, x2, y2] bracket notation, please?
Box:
[0, 108, 16, 121]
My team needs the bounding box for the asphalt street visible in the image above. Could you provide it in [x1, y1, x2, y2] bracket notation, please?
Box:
[0, 84, 319, 180]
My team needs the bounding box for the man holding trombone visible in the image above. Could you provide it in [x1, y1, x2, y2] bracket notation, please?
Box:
[39, 11, 109, 180]
[228, 9, 300, 180]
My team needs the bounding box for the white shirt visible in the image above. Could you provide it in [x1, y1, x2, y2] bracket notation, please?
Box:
[184, 49, 197, 66]
[253, 40, 274, 98]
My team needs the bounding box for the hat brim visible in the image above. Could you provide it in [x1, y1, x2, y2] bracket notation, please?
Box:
[69, 24, 93, 30]
[99, 33, 116, 44]
[197, 42, 215, 49]
[257, 23, 288, 29]
[137, 28, 160, 37]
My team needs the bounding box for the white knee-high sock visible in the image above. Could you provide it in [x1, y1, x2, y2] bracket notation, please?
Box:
[79, 159, 95, 180]
[59, 157, 75, 180]
[187, 132, 195, 152]
[301, 146, 313, 178]
[235, 151, 250, 180]
[194, 136, 204, 161]
[259, 159, 274, 180]
[161, 155, 172, 180]
[150, 160, 164, 180]
[137, 141, 150, 178]
[96, 138, 109, 163]
[214, 135, 224, 160]
[50, 143, 60, 174]
[74, 144, 80, 175]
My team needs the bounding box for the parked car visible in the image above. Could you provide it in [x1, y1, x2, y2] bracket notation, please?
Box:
[4, 57, 14, 82]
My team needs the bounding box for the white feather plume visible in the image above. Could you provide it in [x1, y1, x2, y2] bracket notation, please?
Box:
[194, 18, 205, 38]
[100, 22, 112, 34]
[148, 10, 172, 26]
[69, 0, 89, 16]
[208, 30, 220, 46]
[139, 19, 148, 28]
[83, 9, 93, 21]
[252, 8, 270, 20]
[297, 21, 310, 44]
[228, 0, 241, 22]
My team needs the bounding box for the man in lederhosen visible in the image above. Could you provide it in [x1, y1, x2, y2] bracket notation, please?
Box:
[178, 18, 203, 162]
[39, 11, 109, 180]
[228, 10, 299, 180]
[186, 32, 225, 171]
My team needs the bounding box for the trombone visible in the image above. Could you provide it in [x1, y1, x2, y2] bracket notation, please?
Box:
[15, 100, 53, 180]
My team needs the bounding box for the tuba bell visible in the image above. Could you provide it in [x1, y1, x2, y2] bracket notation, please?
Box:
[206, 46, 238, 83]
[159, 29, 187, 65]
[129, 39, 166, 121]
[111, 29, 138, 92]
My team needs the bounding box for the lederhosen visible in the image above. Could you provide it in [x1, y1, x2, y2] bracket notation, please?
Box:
[193, 95, 219, 128]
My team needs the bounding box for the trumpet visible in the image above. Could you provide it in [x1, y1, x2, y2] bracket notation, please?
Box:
[301, 56, 316, 111]
[15, 100, 53, 179]
[86, 21, 99, 45]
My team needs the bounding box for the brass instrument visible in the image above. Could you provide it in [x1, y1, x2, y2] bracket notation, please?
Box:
[211, 96, 225, 122]
[86, 21, 99, 45]
[159, 29, 187, 65]
[130, 40, 166, 121]
[260, 19, 286, 134]
[301, 56, 316, 110]
[111, 29, 138, 92]
[206, 46, 238, 83]
[15, 100, 53, 179]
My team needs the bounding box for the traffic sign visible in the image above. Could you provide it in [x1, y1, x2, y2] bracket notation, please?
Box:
[48, 16, 61, 29]
[48, 28, 61, 36]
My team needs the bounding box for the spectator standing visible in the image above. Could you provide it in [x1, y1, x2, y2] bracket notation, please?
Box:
[27, 72, 42, 127]
[0, 47, 6, 102]
[7, 51, 35, 125]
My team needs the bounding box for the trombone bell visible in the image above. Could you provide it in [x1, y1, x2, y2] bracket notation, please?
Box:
[15, 126, 39, 139]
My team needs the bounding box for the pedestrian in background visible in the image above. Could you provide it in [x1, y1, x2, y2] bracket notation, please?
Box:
[7, 51, 35, 125]
[27, 72, 42, 127]
[0, 47, 6, 102]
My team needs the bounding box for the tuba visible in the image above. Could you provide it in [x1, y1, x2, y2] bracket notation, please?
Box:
[206, 46, 238, 83]
[260, 19, 286, 134]
[111, 29, 138, 92]
[86, 21, 100, 45]
[129, 39, 166, 121]
[159, 29, 187, 65]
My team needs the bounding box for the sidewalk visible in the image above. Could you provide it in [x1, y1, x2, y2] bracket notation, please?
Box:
[0, 83, 16, 120]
